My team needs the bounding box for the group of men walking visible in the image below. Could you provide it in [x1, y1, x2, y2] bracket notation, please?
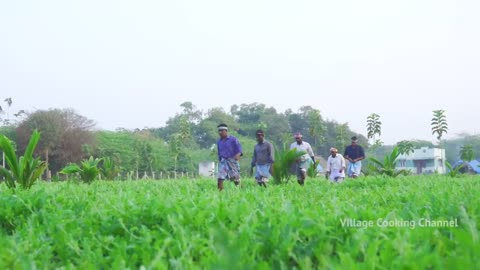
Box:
[215, 123, 365, 191]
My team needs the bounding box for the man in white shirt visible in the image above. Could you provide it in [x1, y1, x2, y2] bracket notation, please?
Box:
[326, 147, 346, 183]
[290, 132, 315, 185]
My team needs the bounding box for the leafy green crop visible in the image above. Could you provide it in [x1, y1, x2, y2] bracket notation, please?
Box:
[0, 176, 479, 269]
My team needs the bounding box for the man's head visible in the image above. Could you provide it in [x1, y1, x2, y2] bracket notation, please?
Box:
[256, 129, 265, 143]
[217, 123, 228, 139]
[351, 136, 358, 146]
[330, 147, 338, 157]
[294, 132, 303, 144]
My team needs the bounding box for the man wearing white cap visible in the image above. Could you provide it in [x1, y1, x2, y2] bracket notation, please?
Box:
[290, 132, 315, 185]
[326, 147, 346, 183]
[216, 123, 243, 191]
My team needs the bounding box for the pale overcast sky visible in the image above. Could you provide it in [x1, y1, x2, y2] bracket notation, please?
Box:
[1, 0, 479, 144]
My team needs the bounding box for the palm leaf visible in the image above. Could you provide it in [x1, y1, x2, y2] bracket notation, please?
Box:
[0, 135, 20, 178]
[0, 167, 15, 188]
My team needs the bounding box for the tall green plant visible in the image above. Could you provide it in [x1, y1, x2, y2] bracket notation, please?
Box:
[308, 109, 326, 149]
[307, 160, 320, 178]
[272, 146, 306, 184]
[335, 123, 349, 150]
[0, 130, 47, 189]
[101, 157, 120, 180]
[367, 113, 382, 144]
[460, 144, 475, 162]
[397, 140, 415, 155]
[431, 110, 448, 144]
[61, 156, 102, 183]
[368, 147, 408, 177]
[445, 161, 463, 178]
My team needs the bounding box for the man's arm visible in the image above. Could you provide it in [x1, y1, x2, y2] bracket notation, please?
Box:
[268, 143, 275, 164]
[344, 147, 353, 162]
[234, 137, 242, 160]
[307, 143, 315, 162]
[251, 148, 257, 167]
[340, 155, 346, 172]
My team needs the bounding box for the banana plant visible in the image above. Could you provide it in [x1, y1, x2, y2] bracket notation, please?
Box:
[101, 157, 120, 180]
[445, 162, 463, 178]
[0, 130, 47, 189]
[368, 147, 409, 177]
[61, 156, 103, 183]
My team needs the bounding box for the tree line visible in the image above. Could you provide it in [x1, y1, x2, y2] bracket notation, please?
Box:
[1, 99, 479, 177]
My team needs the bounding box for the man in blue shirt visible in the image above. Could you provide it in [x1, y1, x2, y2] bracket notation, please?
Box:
[216, 123, 242, 191]
[343, 136, 365, 178]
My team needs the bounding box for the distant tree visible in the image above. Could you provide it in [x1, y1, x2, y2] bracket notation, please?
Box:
[169, 116, 193, 173]
[397, 140, 415, 155]
[0, 97, 25, 170]
[460, 144, 475, 162]
[442, 134, 480, 164]
[95, 130, 171, 175]
[366, 113, 382, 145]
[195, 107, 236, 148]
[335, 123, 349, 151]
[258, 108, 290, 147]
[431, 110, 448, 145]
[16, 108, 95, 175]
[179, 101, 202, 124]
[411, 140, 435, 149]
[307, 109, 326, 151]
[231, 103, 266, 124]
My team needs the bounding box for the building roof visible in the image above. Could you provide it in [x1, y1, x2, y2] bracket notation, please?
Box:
[453, 160, 480, 174]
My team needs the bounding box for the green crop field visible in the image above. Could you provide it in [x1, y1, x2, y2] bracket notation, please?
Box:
[1, 176, 479, 269]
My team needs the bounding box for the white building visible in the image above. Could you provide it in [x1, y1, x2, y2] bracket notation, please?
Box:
[198, 161, 215, 177]
[397, 147, 446, 174]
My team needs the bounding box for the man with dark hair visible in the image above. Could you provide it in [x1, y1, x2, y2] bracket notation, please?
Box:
[251, 129, 274, 187]
[216, 123, 242, 191]
[290, 132, 315, 185]
[344, 136, 365, 178]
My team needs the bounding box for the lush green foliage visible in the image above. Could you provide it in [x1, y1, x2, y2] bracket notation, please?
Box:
[271, 146, 306, 184]
[60, 156, 103, 183]
[0, 130, 46, 189]
[431, 110, 448, 142]
[396, 140, 415, 155]
[460, 144, 475, 162]
[445, 161, 464, 178]
[0, 177, 478, 268]
[366, 113, 382, 144]
[101, 157, 120, 180]
[307, 160, 320, 178]
[368, 147, 409, 177]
